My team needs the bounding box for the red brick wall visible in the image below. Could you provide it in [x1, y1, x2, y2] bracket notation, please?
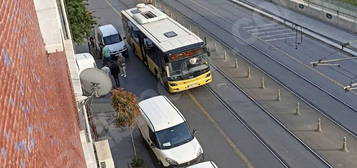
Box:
[0, 0, 86, 167]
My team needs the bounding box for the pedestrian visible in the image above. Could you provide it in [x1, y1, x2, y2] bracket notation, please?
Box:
[117, 53, 127, 78]
[109, 61, 121, 88]
[101, 62, 111, 77]
[102, 45, 111, 65]
[88, 36, 95, 53]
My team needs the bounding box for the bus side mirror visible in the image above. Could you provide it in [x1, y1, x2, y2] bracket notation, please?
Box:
[165, 66, 170, 77]
[150, 142, 156, 148]
[205, 47, 211, 57]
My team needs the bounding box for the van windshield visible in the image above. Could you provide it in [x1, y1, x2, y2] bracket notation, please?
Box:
[155, 122, 194, 149]
[103, 34, 122, 45]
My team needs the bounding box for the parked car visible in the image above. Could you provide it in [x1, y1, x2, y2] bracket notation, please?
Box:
[187, 161, 218, 168]
[95, 24, 128, 59]
[137, 95, 204, 167]
[75, 53, 97, 74]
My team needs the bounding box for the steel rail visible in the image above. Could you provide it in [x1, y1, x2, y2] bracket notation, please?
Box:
[204, 83, 289, 168]
[155, 0, 357, 139]
[206, 64, 332, 167]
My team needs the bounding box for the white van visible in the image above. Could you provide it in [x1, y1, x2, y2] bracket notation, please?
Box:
[95, 24, 128, 59]
[137, 96, 204, 167]
[75, 53, 97, 74]
[187, 161, 218, 168]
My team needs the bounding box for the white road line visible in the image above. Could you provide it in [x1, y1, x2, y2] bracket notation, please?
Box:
[242, 23, 277, 29]
[259, 32, 295, 38]
[252, 29, 290, 35]
[247, 26, 285, 32]
[265, 36, 296, 42]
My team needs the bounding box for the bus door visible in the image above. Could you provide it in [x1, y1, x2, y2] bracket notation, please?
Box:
[159, 56, 169, 86]
[138, 34, 148, 66]
[143, 37, 159, 76]
[127, 21, 143, 60]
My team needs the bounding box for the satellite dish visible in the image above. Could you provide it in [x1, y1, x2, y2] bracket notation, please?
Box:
[80, 68, 112, 97]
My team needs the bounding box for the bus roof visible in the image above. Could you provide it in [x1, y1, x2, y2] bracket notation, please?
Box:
[121, 4, 203, 53]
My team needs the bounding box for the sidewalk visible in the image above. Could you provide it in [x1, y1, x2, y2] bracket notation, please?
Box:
[230, 0, 357, 54]
[75, 44, 158, 168]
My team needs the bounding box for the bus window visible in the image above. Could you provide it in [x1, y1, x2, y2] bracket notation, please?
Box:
[128, 21, 140, 43]
[168, 51, 209, 78]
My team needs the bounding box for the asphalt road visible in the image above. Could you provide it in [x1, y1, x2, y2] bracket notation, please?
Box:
[85, 0, 335, 167]
[161, 0, 357, 136]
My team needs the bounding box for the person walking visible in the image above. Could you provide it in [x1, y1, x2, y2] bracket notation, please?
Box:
[117, 53, 127, 78]
[109, 61, 121, 88]
[102, 45, 111, 65]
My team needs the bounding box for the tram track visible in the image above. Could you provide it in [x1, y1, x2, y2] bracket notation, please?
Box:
[155, 0, 357, 138]
[203, 64, 332, 168]
[203, 83, 290, 168]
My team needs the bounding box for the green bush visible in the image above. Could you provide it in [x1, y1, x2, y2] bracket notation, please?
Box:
[130, 157, 144, 168]
[64, 0, 97, 44]
[339, 0, 357, 6]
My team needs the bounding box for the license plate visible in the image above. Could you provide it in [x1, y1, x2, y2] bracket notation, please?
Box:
[187, 83, 199, 89]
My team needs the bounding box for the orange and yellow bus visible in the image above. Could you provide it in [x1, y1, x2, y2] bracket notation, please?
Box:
[121, 4, 212, 93]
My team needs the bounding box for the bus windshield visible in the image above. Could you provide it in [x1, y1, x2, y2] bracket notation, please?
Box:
[168, 53, 209, 79]
[103, 34, 122, 45]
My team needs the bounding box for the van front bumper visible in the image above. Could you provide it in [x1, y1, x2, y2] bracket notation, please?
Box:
[167, 153, 204, 168]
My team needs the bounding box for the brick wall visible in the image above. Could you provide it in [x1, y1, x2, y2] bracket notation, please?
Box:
[0, 0, 86, 167]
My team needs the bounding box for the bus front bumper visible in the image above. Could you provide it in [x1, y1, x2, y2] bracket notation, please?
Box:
[167, 71, 212, 93]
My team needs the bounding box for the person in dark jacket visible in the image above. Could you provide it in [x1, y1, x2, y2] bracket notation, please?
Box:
[109, 61, 120, 88]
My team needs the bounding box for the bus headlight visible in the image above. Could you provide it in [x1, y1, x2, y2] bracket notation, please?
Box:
[206, 73, 211, 78]
[165, 158, 179, 165]
[169, 83, 177, 87]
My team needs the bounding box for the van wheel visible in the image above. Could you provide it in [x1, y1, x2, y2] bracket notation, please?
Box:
[157, 160, 165, 168]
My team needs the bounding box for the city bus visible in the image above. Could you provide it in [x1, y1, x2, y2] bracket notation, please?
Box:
[121, 4, 212, 93]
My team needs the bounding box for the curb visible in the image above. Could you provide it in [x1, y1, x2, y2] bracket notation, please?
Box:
[230, 0, 357, 56]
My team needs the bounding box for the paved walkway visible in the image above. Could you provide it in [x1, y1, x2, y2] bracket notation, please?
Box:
[231, 0, 357, 52]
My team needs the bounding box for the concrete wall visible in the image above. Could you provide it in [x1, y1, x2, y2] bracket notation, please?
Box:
[272, 0, 357, 32]
[33, 0, 64, 53]
[0, 0, 86, 167]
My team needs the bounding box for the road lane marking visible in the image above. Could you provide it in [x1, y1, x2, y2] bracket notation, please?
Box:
[259, 32, 295, 39]
[187, 91, 255, 168]
[247, 26, 285, 32]
[265, 36, 296, 42]
[242, 23, 277, 29]
[252, 29, 290, 35]
[103, 0, 123, 16]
